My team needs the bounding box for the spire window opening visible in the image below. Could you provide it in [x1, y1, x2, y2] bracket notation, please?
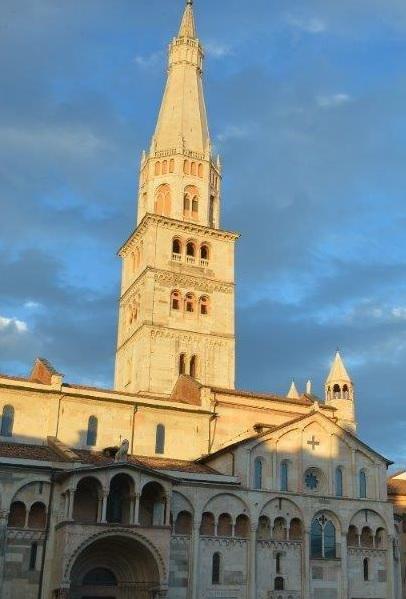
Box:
[209, 196, 216, 227]
[333, 384, 341, 399]
[343, 384, 350, 399]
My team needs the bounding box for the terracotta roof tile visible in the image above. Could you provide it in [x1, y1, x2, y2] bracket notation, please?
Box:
[74, 450, 220, 474]
[0, 442, 66, 462]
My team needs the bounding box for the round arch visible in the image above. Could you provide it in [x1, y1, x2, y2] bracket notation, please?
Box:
[65, 530, 166, 597]
[202, 492, 251, 520]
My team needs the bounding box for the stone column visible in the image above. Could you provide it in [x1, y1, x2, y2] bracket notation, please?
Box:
[100, 489, 109, 523]
[133, 493, 140, 525]
[350, 450, 356, 497]
[190, 519, 200, 599]
[341, 533, 348, 599]
[165, 495, 171, 527]
[67, 488, 75, 521]
[302, 527, 311, 599]
[248, 525, 257, 599]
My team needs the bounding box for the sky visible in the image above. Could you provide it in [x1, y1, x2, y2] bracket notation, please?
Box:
[0, 0, 406, 468]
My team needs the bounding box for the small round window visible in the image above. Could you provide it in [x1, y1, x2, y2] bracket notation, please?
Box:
[304, 468, 324, 493]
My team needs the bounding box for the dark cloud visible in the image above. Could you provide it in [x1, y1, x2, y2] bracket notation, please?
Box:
[0, 0, 406, 467]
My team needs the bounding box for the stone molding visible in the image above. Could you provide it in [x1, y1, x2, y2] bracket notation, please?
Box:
[200, 536, 247, 548]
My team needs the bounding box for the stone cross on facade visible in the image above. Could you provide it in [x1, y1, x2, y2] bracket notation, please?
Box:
[307, 435, 320, 451]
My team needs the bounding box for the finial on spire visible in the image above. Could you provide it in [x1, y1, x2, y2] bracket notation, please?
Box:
[187, 0, 193, 5]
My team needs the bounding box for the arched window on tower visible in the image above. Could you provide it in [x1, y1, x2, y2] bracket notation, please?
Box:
[191, 162, 197, 176]
[333, 384, 341, 399]
[155, 424, 165, 454]
[275, 552, 282, 574]
[1, 405, 14, 437]
[172, 238, 182, 257]
[254, 457, 263, 489]
[186, 241, 196, 263]
[335, 467, 343, 497]
[198, 163, 203, 178]
[209, 196, 216, 227]
[274, 577, 284, 591]
[86, 416, 98, 447]
[154, 161, 161, 176]
[190, 355, 198, 378]
[185, 293, 195, 313]
[179, 353, 186, 375]
[191, 196, 199, 218]
[199, 296, 209, 316]
[169, 159, 175, 173]
[359, 470, 367, 498]
[171, 290, 181, 311]
[162, 160, 168, 175]
[183, 160, 190, 175]
[343, 384, 350, 399]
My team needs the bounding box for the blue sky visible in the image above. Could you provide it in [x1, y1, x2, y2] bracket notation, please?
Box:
[1, 0, 406, 467]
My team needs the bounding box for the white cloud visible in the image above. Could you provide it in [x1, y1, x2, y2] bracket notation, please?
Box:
[133, 51, 164, 68]
[392, 307, 406, 320]
[24, 301, 41, 309]
[0, 316, 28, 333]
[287, 15, 327, 34]
[205, 41, 233, 59]
[216, 124, 253, 144]
[316, 93, 351, 108]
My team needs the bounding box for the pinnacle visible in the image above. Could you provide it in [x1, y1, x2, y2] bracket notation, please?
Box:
[287, 380, 300, 400]
[326, 350, 351, 384]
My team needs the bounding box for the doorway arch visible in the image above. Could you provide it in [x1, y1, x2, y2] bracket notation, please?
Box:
[68, 533, 164, 599]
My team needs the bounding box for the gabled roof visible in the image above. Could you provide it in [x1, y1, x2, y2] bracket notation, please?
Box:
[198, 410, 392, 466]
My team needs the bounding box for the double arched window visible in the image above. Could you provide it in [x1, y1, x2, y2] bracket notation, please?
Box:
[1, 405, 14, 437]
[155, 424, 165, 455]
[311, 516, 336, 559]
[183, 186, 199, 219]
[178, 354, 198, 378]
[86, 416, 98, 447]
[185, 293, 196, 313]
[280, 462, 288, 491]
[171, 238, 211, 265]
[359, 470, 367, 498]
[254, 457, 263, 490]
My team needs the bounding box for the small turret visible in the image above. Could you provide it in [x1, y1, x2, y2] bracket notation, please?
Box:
[287, 380, 300, 400]
[325, 351, 356, 432]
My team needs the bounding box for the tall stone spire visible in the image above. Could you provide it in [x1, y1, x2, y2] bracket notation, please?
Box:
[325, 351, 356, 432]
[179, 0, 196, 39]
[151, 0, 210, 156]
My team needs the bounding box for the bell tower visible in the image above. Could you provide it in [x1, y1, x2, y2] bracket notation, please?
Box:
[325, 351, 357, 432]
[114, 0, 239, 395]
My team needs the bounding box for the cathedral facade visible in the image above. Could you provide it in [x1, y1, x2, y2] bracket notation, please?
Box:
[0, 2, 404, 598]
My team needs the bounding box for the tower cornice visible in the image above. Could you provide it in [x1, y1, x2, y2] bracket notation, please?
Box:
[118, 213, 240, 257]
